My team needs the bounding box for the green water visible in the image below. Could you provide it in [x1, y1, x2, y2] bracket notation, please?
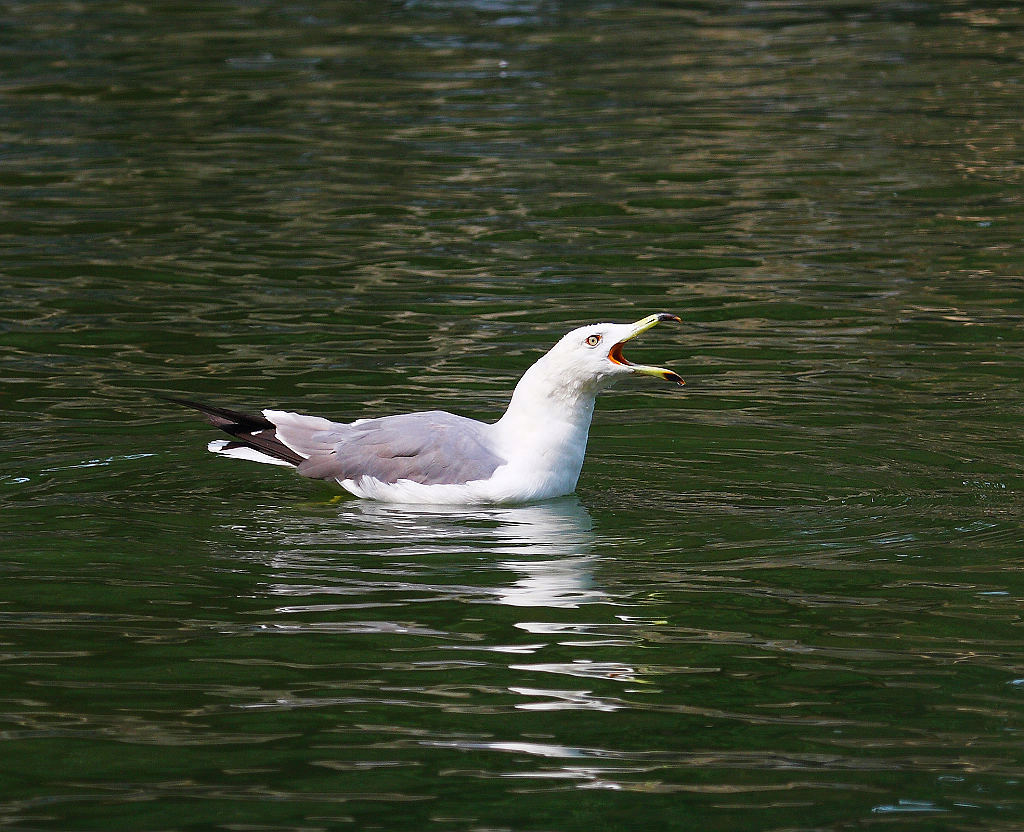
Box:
[3, 2, 1024, 830]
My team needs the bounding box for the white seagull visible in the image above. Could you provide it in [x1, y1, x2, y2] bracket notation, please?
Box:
[167, 313, 683, 504]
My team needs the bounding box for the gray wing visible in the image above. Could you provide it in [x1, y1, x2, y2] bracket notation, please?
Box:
[268, 410, 506, 486]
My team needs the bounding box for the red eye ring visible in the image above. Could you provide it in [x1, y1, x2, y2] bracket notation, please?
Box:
[585, 334, 602, 347]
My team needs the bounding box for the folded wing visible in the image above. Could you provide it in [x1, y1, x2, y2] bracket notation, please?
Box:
[267, 409, 507, 486]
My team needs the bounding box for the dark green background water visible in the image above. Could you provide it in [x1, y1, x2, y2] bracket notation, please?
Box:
[3, 2, 1023, 830]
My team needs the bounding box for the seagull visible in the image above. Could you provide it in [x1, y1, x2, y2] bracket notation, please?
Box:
[166, 313, 682, 504]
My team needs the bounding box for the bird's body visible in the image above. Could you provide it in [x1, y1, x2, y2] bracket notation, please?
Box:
[168, 313, 682, 504]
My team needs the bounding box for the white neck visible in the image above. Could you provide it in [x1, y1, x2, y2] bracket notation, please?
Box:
[490, 355, 599, 496]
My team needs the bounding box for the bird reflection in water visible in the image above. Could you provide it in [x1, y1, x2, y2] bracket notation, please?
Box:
[230, 498, 648, 719]
[247, 496, 608, 610]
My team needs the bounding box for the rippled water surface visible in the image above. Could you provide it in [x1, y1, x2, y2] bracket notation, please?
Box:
[3, 2, 1024, 830]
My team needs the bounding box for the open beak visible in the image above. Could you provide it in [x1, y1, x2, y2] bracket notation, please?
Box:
[608, 313, 684, 386]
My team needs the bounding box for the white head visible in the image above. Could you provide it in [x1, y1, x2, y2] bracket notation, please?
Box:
[531, 313, 684, 400]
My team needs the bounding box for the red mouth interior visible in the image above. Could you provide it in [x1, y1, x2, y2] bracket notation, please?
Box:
[608, 342, 632, 366]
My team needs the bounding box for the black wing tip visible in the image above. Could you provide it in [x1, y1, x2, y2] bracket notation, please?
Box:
[160, 395, 275, 430]
[163, 394, 304, 467]
[159, 394, 207, 410]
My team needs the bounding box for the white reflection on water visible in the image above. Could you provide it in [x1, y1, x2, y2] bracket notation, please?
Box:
[483, 499, 604, 608]
[495, 554, 604, 608]
[248, 496, 606, 609]
[229, 498, 647, 715]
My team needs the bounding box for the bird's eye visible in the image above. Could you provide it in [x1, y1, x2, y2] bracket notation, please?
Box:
[585, 334, 602, 347]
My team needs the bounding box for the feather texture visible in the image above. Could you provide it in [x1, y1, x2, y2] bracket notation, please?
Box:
[268, 409, 506, 486]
